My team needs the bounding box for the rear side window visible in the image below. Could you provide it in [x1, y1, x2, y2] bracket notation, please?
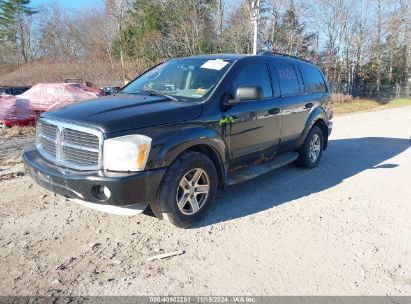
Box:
[274, 64, 300, 96]
[300, 64, 327, 93]
[233, 63, 273, 98]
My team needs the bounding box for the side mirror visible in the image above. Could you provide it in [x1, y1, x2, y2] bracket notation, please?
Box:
[228, 85, 263, 105]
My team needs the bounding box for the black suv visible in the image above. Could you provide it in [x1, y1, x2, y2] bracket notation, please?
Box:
[24, 53, 333, 227]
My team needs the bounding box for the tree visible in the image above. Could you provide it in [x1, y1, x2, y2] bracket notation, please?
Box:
[220, 0, 254, 54]
[0, 0, 36, 64]
[106, 0, 132, 82]
[0, 0, 409, 96]
[268, 2, 316, 58]
[117, 0, 219, 60]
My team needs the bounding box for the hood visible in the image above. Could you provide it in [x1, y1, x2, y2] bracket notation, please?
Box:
[42, 93, 203, 133]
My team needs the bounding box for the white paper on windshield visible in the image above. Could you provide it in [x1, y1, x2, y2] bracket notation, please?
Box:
[201, 59, 229, 71]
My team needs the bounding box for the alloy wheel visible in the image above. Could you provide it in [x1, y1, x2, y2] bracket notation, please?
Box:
[309, 134, 321, 162]
[176, 168, 210, 215]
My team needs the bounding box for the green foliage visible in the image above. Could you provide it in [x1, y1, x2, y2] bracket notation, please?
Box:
[0, 0, 36, 64]
[0, 0, 36, 38]
[358, 42, 408, 86]
[0, 0, 408, 90]
[269, 6, 316, 58]
[115, 0, 219, 61]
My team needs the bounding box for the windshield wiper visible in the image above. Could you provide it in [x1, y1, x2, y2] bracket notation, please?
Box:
[148, 90, 179, 102]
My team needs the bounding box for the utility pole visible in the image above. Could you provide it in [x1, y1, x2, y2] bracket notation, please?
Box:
[251, 0, 261, 55]
[217, 0, 224, 36]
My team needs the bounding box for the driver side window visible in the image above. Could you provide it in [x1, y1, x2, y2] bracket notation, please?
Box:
[233, 63, 273, 99]
[148, 65, 186, 91]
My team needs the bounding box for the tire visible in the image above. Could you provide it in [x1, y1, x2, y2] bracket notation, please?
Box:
[296, 126, 324, 169]
[157, 151, 218, 228]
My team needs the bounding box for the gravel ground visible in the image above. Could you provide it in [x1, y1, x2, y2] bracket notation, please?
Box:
[0, 106, 410, 296]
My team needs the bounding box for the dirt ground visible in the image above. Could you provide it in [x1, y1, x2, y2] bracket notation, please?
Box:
[0, 106, 410, 296]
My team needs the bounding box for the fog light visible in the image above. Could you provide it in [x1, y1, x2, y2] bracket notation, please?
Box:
[91, 185, 111, 201]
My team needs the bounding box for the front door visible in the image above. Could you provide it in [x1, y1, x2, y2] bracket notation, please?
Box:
[227, 63, 282, 163]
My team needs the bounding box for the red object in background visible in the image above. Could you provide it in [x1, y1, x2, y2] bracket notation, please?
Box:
[0, 94, 35, 127]
[2, 118, 35, 127]
[17, 83, 103, 113]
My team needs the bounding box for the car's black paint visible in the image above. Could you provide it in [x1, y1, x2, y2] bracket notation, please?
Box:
[26, 53, 333, 210]
[24, 147, 165, 206]
[44, 94, 203, 133]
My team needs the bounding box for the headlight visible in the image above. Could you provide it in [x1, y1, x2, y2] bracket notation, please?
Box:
[103, 134, 152, 172]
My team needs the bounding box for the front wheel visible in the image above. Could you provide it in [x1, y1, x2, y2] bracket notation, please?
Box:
[157, 151, 218, 228]
[296, 126, 324, 168]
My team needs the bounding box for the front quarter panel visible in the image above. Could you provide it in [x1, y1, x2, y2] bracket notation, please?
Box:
[142, 124, 229, 172]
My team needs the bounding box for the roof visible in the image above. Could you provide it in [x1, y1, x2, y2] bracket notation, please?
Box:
[180, 54, 250, 61]
[258, 51, 313, 64]
[178, 53, 313, 64]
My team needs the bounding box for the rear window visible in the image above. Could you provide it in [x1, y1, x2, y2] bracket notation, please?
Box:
[300, 64, 327, 93]
[274, 64, 300, 96]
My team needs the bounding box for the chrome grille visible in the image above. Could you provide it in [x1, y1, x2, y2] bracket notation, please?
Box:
[38, 123, 57, 157]
[41, 124, 57, 139]
[39, 135, 56, 156]
[64, 146, 99, 165]
[64, 129, 100, 149]
[37, 119, 102, 170]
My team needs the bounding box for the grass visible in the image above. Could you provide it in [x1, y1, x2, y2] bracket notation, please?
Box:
[0, 125, 36, 140]
[333, 95, 411, 115]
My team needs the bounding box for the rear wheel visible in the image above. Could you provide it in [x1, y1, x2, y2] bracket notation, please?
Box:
[296, 126, 323, 168]
[157, 151, 218, 228]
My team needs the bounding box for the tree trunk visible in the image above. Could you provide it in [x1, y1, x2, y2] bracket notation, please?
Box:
[17, 12, 28, 64]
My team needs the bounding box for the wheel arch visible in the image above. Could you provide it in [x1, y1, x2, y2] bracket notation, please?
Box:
[297, 107, 330, 150]
[313, 119, 329, 150]
[184, 144, 226, 187]
[148, 126, 228, 219]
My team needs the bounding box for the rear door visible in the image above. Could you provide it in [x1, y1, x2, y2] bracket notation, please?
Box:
[273, 62, 312, 152]
[298, 62, 330, 114]
[227, 62, 282, 161]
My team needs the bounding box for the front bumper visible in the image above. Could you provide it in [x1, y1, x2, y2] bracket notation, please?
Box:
[23, 147, 166, 209]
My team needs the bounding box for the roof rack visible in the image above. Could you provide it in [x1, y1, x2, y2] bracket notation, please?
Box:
[259, 51, 312, 63]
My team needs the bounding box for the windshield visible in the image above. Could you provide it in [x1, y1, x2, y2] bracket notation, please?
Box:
[122, 58, 233, 101]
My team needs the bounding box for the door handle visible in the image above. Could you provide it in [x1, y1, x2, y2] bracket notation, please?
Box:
[268, 108, 280, 115]
[305, 103, 313, 109]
